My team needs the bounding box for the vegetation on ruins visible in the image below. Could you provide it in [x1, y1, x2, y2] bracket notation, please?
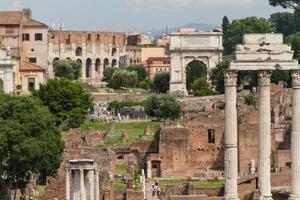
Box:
[108, 70, 138, 89]
[158, 179, 225, 190]
[0, 93, 64, 198]
[152, 71, 170, 93]
[145, 94, 181, 120]
[53, 59, 81, 80]
[223, 17, 275, 55]
[192, 76, 213, 97]
[80, 121, 159, 147]
[244, 94, 257, 106]
[102, 67, 118, 82]
[33, 78, 93, 129]
[126, 64, 148, 84]
[139, 79, 153, 90]
[107, 100, 145, 113]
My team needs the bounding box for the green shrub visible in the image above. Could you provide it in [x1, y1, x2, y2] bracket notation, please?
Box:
[244, 94, 256, 106]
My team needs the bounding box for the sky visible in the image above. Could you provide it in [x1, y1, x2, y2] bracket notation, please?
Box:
[0, 0, 290, 32]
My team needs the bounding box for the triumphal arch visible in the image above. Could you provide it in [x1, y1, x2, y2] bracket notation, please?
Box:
[224, 33, 300, 200]
[169, 31, 223, 95]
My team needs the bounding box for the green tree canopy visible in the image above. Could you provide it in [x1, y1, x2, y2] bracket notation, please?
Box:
[269, 0, 300, 10]
[152, 71, 170, 93]
[223, 17, 275, 55]
[285, 32, 300, 60]
[0, 94, 64, 198]
[126, 64, 148, 83]
[222, 16, 230, 34]
[210, 60, 229, 94]
[33, 78, 93, 129]
[145, 94, 181, 120]
[186, 60, 207, 91]
[54, 59, 81, 80]
[102, 67, 117, 82]
[192, 76, 213, 97]
[108, 70, 138, 89]
[270, 12, 295, 36]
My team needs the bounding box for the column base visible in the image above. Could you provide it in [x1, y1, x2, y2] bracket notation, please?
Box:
[224, 194, 239, 200]
[289, 194, 300, 200]
[253, 192, 273, 200]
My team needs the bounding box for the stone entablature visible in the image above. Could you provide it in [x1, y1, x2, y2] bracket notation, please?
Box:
[169, 32, 223, 95]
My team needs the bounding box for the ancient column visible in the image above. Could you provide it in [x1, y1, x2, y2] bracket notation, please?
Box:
[224, 70, 238, 200]
[147, 161, 152, 179]
[65, 168, 71, 200]
[82, 62, 86, 79]
[257, 70, 273, 200]
[88, 170, 95, 200]
[95, 170, 99, 200]
[290, 70, 300, 200]
[91, 60, 96, 79]
[80, 169, 85, 200]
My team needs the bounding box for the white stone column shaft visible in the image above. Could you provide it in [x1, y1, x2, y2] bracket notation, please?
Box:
[290, 70, 300, 200]
[95, 170, 99, 200]
[88, 170, 95, 200]
[147, 161, 152, 179]
[257, 71, 273, 200]
[224, 70, 238, 200]
[80, 169, 85, 200]
[66, 169, 71, 200]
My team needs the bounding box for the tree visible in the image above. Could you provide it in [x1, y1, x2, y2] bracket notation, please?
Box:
[139, 79, 153, 90]
[126, 64, 148, 83]
[222, 16, 230, 34]
[270, 12, 295, 36]
[145, 94, 181, 120]
[33, 78, 93, 129]
[192, 76, 213, 97]
[210, 60, 230, 94]
[102, 67, 117, 82]
[186, 60, 207, 91]
[54, 59, 81, 80]
[0, 93, 64, 198]
[152, 72, 170, 93]
[223, 17, 275, 55]
[285, 32, 300, 60]
[269, 0, 300, 10]
[108, 70, 138, 89]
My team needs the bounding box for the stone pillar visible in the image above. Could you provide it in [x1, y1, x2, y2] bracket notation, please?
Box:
[80, 169, 85, 200]
[91, 61, 96, 79]
[147, 161, 152, 179]
[257, 70, 273, 200]
[290, 70, 300, 200]
[224, 70, 238, 200]
[66, 169, 71, 200]
[88, 170, 95, 200]
[82, 62, 86, 79]
[95, 170, 99, 200]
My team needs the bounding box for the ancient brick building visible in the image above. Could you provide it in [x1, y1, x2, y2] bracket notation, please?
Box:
[48, 30, 127, 84]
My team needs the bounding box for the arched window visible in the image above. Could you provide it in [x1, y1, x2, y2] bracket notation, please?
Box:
[111, 48, 117, 57]
[86, 58, 92, 78]
[113, 35, 116, 45]
[112, 59, 117, 67]
[95, 58, 101, 72]
[103, 58, 109, 70]
[75, 47, 82, 56]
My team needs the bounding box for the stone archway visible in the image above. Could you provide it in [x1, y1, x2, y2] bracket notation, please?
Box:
[86, 58, 92, 78]
[169, 32, 223, 95]
[103, 58, 109, 70]
[185, 60, 207, 92]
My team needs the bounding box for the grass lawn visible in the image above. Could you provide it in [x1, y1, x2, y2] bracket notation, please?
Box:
[158, 179, 224, 190]
[113, 180, 127, 190]
[116, 164, 127, 174]
[80, 121, 159, 147]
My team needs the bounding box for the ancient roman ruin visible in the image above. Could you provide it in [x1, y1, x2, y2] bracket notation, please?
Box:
[169, 32, 223, 95]
[225, 33, 299, 199]
[0, 43, 13, 93]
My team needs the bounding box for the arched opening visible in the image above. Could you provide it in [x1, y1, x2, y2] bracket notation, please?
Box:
[104, 58, 109, 70]
[111, 48, 117, 57]
[186, 60, 207, 92]
[0, 79, 3, 91]
[86, 58, 92, 78]
[113, 35, 116, 45]
[112, 59, 117, 67]
[95, 58, 101, 72]
[75, 47, 82, 56]
[53, 57, 59, 63]
[66, 57, 71, 61]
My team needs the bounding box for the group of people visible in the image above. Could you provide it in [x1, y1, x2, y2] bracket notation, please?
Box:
[151, 181, 161, 197]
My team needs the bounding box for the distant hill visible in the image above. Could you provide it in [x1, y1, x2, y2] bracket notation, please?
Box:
[145, 22, 219, 36]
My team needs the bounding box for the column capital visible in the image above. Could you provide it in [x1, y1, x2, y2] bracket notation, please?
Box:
[258, 70, 272, 86]
[291, 70, 300, 88]
[224, 70, 237, 87]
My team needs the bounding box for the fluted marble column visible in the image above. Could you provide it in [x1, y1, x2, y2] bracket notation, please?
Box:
[95, 170, 99, 200]
[88, 170, 95, 200]
[257, 70, 273, 200]
[66, 169, 71, 200]
[290, 70, 300, 200]
[80, 169, 85, 200]
[224, 70, 238, 200]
